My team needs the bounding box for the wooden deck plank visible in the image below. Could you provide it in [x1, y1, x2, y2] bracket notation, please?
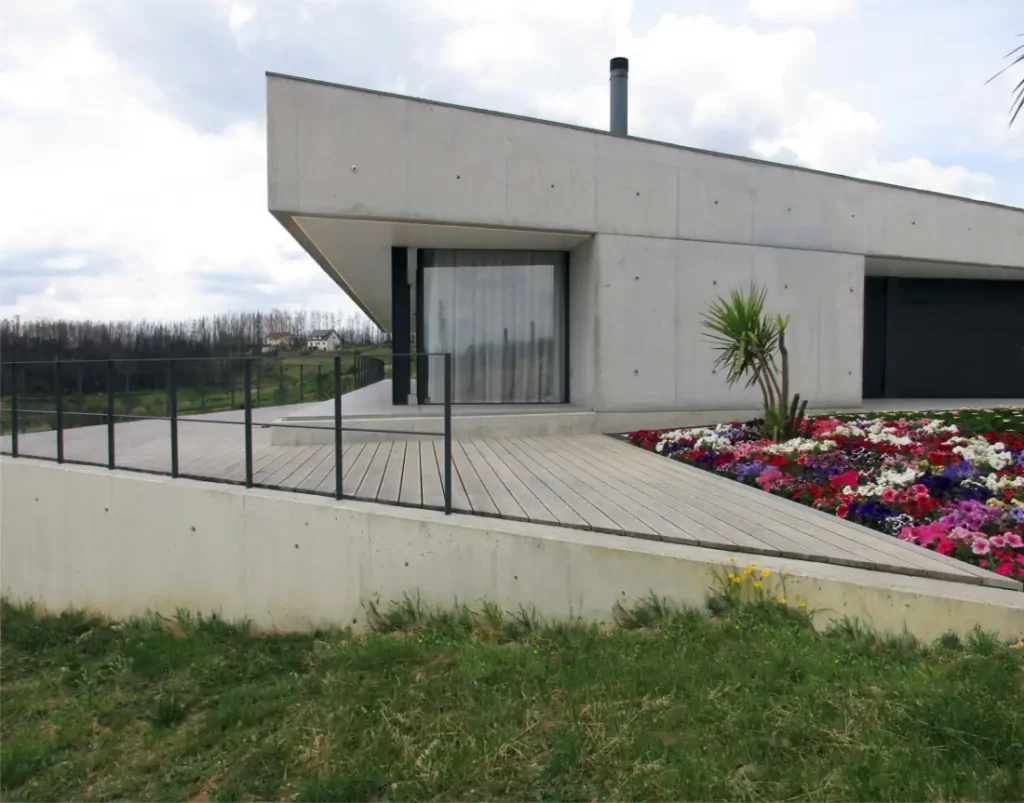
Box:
[559, 435, 860, 558]
[276, 444, 333, 490]
[342, 442, 377, 496]
[589, 435, 980, 578]
[551, 436, 815, 556]
[252, 448, 304, 485]
[354, 441, 392, 500]
[472, 438, 560, 524]
[433, 439, 471, 513]
[526, 437, 705, 545]
[581, 436, 909, 562]
[461, 439, 526, 520]
[420, 441, 446, 510]
[294, 444, 342, 493]
[452, 441, 498, 516]
[399, 439, 422, 506]
[262, 445, 325, 488]
[508, 437, 658, 536]
[496, 437, 621, 532]
[376, 441, 407, 503]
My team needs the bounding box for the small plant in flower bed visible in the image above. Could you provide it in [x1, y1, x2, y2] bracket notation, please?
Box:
[628, 407, 1024, 579]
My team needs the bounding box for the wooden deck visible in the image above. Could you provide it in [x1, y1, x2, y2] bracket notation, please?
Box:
[3, 415, 1018, 591]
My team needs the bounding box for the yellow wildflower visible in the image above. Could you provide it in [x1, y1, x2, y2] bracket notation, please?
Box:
[743, 568, 753, 576]
[732, 576, 742, 585]
[760, 569, 771, 578]
[798, 601, 807, 608]
[779, 598, 787, 604]
[753, 581, 762, 589]
[728, 557, 736, 563]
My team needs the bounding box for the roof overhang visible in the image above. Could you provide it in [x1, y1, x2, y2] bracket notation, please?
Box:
[273, 213, 588, 330]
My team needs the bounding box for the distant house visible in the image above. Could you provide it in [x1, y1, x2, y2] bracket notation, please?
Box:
[306, 329, 341, 351]
[262, 332, 295, 353]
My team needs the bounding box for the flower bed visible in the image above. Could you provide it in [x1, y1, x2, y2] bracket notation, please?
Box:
[627, 408, 1024, 579]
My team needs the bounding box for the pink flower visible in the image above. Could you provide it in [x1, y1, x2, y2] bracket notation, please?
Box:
[989, 535, 1007, 548]
[935, 537, 957, 556]
[1005, 533, 1024, 549]
[881, 488, 899, 503]
[971, 537, 991, 556]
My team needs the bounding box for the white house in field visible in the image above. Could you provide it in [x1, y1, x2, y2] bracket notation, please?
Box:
[267, 59, 1024, 428]
[306, 329, 341, 351]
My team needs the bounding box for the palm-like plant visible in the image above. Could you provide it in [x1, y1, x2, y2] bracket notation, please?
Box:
[988, 34, 1024, 127]
[701, 283, 807, 441]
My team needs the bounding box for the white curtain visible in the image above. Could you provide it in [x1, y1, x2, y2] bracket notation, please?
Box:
[422, 250, 567, 403]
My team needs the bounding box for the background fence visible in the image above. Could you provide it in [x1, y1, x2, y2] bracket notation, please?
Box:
[0, 353, 453, 513]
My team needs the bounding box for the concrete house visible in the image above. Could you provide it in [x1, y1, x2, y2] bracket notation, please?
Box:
[306, 329, 341, 351]
[267, 60, 1024, 430]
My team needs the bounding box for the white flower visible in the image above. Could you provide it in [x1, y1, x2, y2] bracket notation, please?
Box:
[951, 438, 1015, 471]
[983, 473, 1024, 492]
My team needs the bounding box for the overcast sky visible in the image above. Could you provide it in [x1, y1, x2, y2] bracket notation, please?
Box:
[2, 0, 1022, 324]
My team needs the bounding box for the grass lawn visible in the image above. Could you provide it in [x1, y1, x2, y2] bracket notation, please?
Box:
[2, 596, 1023, 802]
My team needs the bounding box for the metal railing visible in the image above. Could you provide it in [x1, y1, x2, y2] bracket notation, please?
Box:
[0, 352, 454, 514]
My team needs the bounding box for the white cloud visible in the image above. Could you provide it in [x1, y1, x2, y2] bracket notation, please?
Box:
[0, 21, 345, 321]
[748, 0, 853, 24]
[228, 3, 256, 34]
[752, 92, 996, 198]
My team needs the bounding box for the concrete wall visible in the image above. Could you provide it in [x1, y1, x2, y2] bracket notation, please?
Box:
[3, 459, 1023, 639]
[268, 75, 1024, 270]
[571, 236, 864, 411]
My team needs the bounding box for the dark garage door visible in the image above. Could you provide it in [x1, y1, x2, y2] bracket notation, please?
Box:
[863, 276, 1024, 399]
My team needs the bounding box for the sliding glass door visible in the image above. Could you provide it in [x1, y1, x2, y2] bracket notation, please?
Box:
[420, 250, 567, 404]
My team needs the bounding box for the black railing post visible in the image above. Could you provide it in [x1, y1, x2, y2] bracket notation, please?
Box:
[256, 363, 262, 408]
[444, 353, 452, 514]
[334, 355, 343, 500]
[168, 359, 179, 477]
[200, 363, 206, 414]
[299, 363, 304, 403]
[10, 362, 19, 458]
[54, 360, 64, 463]
[106, 360, 115, 469]
[317, 364, 322, 400]
[279, 362, 284, 404]
[243, 359, 253, 487]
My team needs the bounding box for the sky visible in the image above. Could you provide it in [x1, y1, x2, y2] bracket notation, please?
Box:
[1, 0, 1022, 324]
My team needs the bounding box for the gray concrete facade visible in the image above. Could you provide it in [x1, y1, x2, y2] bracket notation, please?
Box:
[267, 72, 1024, 418]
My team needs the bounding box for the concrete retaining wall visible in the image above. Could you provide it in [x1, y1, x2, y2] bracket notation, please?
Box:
[2, 458, 1022, 638]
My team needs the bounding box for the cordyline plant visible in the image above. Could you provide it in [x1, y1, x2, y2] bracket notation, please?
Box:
[701, 283, 807, 441]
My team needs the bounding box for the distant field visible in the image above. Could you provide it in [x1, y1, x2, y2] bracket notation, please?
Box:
[0, 348, 399, 434]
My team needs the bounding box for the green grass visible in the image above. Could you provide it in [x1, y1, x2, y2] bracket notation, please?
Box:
[835, 405, 1024, 434]
[0, 351, 400, 435]
[3, 596, 1023, 801]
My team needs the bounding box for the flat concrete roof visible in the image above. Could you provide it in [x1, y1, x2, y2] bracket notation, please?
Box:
[267, 71, 1024, 215]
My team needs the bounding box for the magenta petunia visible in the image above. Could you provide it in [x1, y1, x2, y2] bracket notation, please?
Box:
[971, 538, 992, 555]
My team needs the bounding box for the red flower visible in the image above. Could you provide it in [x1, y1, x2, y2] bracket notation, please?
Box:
[829, 470, 859, 490]
[836, 504, 849, 519]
